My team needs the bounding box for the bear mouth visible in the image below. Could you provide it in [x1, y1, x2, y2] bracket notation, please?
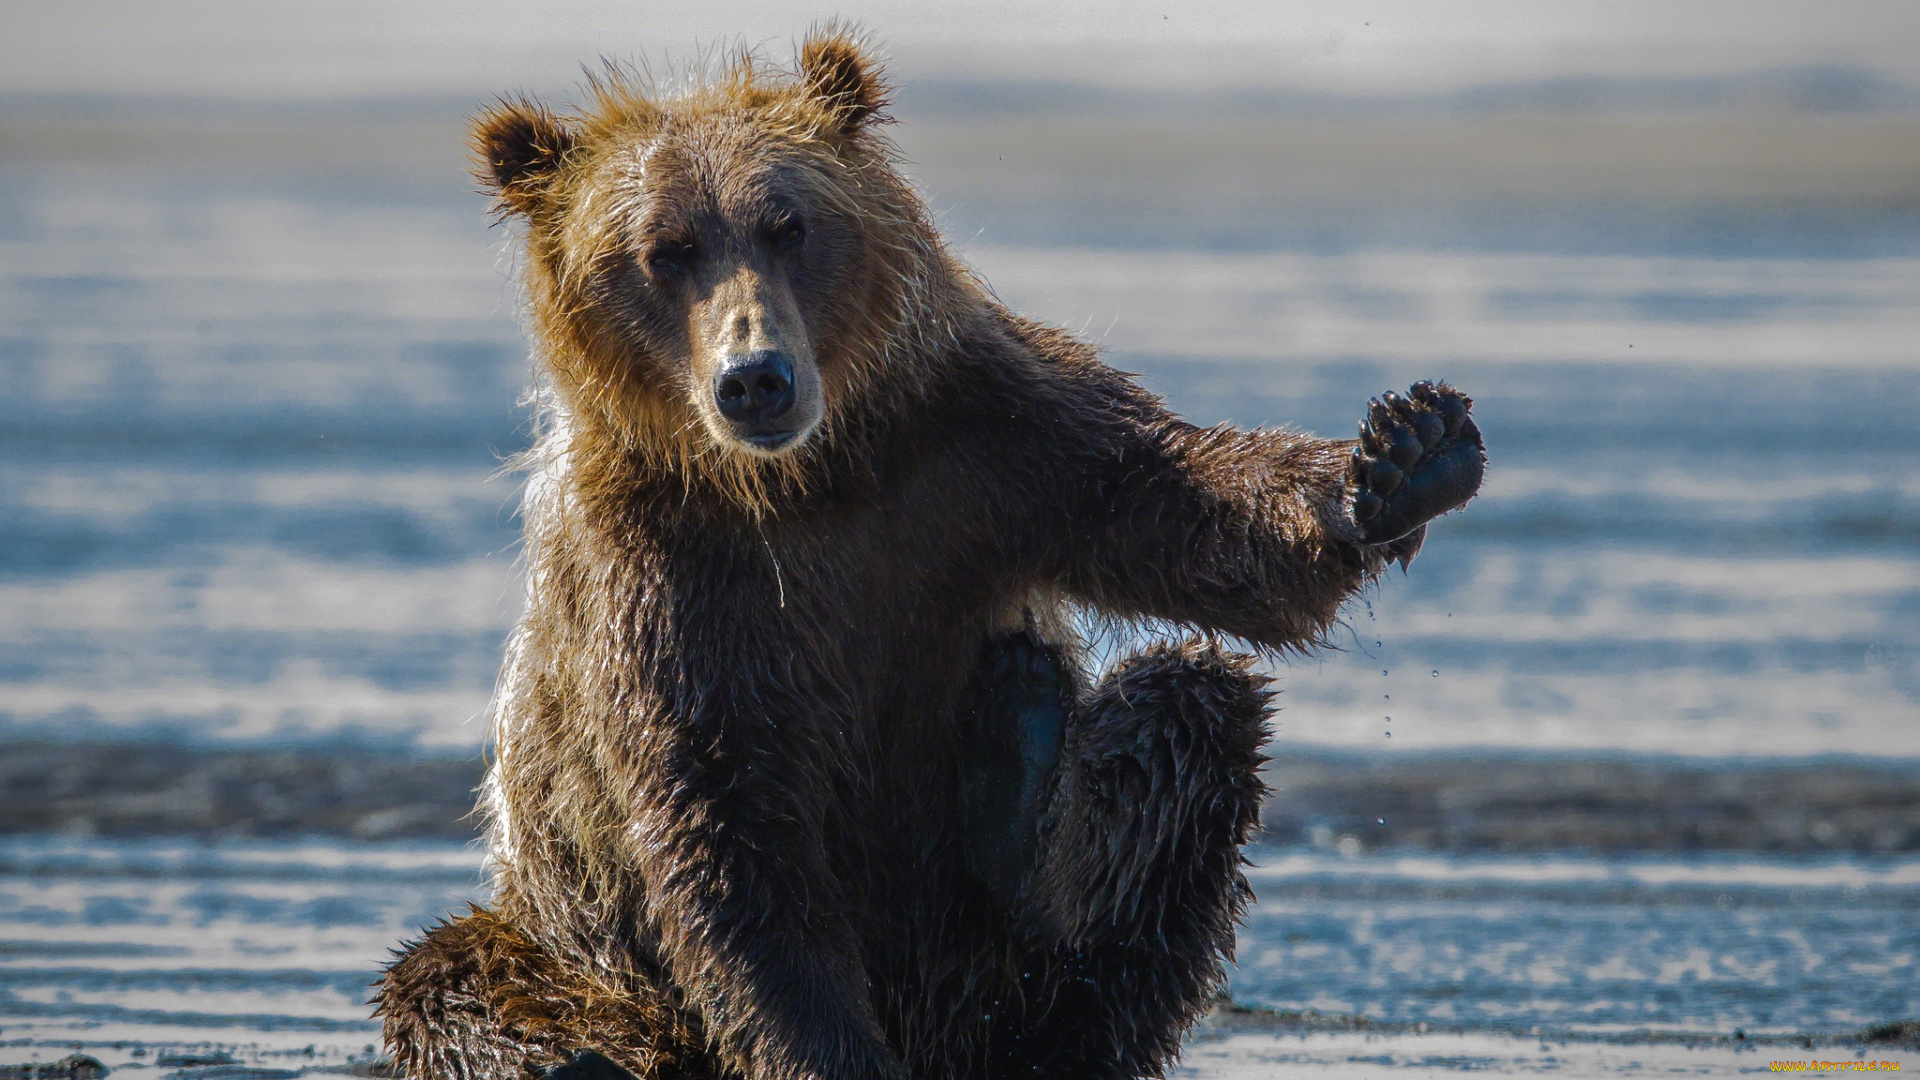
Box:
[743, 430, 800, 451]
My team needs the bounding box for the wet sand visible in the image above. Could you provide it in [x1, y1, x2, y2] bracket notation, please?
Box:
[0, 831, 1911, 1076]
[0, 743, 481, 841]
[1263, 751, 1920, 854]
[1176, 1022, 1919, 1079]
[4, 741, 1914, 854]
[0, 1005, 1913, 1080]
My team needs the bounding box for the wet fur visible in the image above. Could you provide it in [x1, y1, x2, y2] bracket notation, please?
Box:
[377, 28, 1472, 1080]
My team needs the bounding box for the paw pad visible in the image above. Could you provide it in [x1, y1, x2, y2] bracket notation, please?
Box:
[1349, 381, 1485, 545]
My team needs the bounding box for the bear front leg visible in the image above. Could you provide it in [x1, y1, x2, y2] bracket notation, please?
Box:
[1000, 641, 1271, 1080]
[376, 906, 709, 1080]
[1056, 374, 1484, 651]
[611, 741, 906, 1080]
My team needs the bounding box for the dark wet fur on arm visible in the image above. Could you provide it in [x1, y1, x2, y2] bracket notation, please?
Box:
[978, 317, 1391, 653]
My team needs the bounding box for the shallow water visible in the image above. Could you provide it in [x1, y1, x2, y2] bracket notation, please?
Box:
[0, 136, 1916, 757]
[1173, 1031, 1916, 1080]
[1233, 850, 1920, 1035]
[2, 99, 1918, 1075]
[0, 837, 1911, 1069]
[0, 837, 476, 1064]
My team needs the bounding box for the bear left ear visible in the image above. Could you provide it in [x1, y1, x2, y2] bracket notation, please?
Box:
[798, 28, 891, 134]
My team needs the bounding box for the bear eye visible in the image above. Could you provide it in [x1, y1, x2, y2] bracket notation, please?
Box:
[645, 242, 691, 276]
[772, 218, 806, 248]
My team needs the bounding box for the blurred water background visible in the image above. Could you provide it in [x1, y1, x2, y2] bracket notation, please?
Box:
[1, 1, 1917, 1071]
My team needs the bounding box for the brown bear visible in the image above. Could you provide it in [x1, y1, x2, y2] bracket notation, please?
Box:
[375, 28, 1484, 1080]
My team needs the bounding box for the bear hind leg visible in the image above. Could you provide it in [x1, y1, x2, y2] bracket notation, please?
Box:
[375, 906, 707, 1080]
[1007, 640, 1272, 1079]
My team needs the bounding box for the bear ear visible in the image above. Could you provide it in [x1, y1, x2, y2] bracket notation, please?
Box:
[470, 97, 577, 214]
[798, 28, 891, 134]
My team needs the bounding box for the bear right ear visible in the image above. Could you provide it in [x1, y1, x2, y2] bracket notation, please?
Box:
[470, 97, 576, 215]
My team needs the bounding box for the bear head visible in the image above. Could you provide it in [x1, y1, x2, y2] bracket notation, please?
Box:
[472, 29, 966, 506]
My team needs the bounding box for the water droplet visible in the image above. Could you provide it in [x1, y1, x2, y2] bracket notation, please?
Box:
[1431, 670, 1439, 677]
[1384, 731, 1391, 738]
[1377, 817, 1385, 826]
[1381, 668, 1388, 676]
[1384, 694, 1390, 700]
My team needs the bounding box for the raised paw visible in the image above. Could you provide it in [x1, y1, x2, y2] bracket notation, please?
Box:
[959, 632, 1070, 907]
[539, 1050, 638, 1080]
[1348, 381, 1486, 546]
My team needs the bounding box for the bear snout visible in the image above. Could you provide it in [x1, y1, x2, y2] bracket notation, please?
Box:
[713, 350, 799, 446]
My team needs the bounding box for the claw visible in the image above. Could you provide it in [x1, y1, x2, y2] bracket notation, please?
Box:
[1410, 380, 1439, 404]
[1388, 426, 1423, 470]
[1368, 398, 1395, 432]
[1435, 393, 1467, 437]
[1353, 490, 1383, 523]
[1357, 420, 1383, 455]
[1368, 458, 1402, 495]
[1389, 524, 1427, 569]
[1384, 391, 1418, 422]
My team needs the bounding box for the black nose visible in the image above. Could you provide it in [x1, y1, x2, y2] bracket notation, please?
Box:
[713, 350, 796, 426]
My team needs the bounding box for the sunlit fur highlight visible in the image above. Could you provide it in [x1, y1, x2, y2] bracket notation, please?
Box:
[490, 37, 974, 518]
